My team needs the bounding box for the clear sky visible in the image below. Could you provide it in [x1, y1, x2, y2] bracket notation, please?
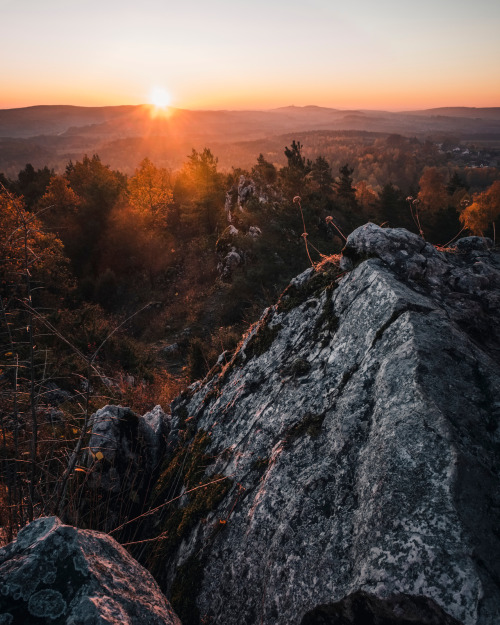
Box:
[1, 0, 499, 110]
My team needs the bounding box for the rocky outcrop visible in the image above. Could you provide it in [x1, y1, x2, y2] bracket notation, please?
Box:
[215, 226, 245, 281]
[0, 516, 181, 625]
[81, 404, 170, 532]
[224, 175, 268, 222]
[86, 404, 170, 474]
[154, 224, 500, 625]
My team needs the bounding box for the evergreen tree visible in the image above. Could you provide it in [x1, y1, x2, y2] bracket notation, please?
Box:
[176, 148, 225, 235]
[251, 154, 277, 186]
[311, 156, 333, 194]
[334, 164, 360, 228]
[64, 154, 126, 276]
[376, 182, 409, 227]
[447, 171, 469, 196]
[16, 164, 53, 209]
[334, 164, 356, 202]
[280, 140, 311, 198]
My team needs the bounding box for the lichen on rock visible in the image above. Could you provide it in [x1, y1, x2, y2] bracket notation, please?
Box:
[154, 224, 500, 625]
[0, 516, 181, 625]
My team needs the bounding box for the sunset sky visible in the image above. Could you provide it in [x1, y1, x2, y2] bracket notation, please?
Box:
[1, 0, 499, 111]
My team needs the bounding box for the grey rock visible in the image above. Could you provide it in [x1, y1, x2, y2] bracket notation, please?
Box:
[0, 516, 181, 625]
[215, 226, 246, 282]
[224, 188, 235, 222]
[86, 405, 169, 473]
[82, 405, 170, 530]
[159, 224, 500, 625]
[43, 407, 64, 424]
[217, 250, 243, 282]
[454, 236, 493, 253]
[224, 176, 269, 223]
[43, 382, 72, 405]
[237, 175, 256, 208]
[140, 405, 171, 467]
[248, 225, 262, 238]
[100, 376, 121, 392]
[163, 343, 180, 357]
[215, 226, 247, 281]
[87, 405, 137, 466]
[216, 350, 232, 366]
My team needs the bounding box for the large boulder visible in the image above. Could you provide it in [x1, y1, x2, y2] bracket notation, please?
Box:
[86, 404, 170, 476]
[80, 404, 170, 532]
[0, 516, 181, 625]
[152, 224, 500, 625]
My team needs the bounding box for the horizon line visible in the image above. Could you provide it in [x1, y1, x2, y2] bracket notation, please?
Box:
[1, 102, 500, 115]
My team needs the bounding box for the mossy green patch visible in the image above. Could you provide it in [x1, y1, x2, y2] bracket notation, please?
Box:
[148, 430, 232, 583]
[176, 475, 231, 537]
[151, 430, 211, 502]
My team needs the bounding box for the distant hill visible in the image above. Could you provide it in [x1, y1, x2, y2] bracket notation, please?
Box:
[406, 107, 500, 120]
[0, 105, 137, 138]
[1, 104, 500, 175]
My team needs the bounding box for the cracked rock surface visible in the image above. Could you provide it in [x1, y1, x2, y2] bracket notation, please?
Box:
[0, 516, 181, 625]
[159, 224, 500, 625]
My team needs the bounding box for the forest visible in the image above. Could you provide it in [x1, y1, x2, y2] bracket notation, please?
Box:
[1, 136, 500, 541]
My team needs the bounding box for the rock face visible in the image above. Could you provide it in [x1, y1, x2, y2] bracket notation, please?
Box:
[157, 224, 500, 625]
[0, 516, 181, 625]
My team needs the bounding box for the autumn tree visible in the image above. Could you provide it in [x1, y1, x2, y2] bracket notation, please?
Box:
[1, 187, 72, 306]
[417, 168, 448, 215]
[460, 180, 500, 238]
[0, 187, 74, 526]
[128, 157, 172, 228]
[355, 181, 378, 221]
[417, 167, 459, 240]
[38, 175, 81, 249]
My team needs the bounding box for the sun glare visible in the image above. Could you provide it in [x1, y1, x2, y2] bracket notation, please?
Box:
[150, 87, 171, 109]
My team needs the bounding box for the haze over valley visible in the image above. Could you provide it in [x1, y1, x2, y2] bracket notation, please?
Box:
[1, 104, 500, 176]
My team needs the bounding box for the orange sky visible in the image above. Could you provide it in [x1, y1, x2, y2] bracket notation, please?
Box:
[1, 0, 499, 111]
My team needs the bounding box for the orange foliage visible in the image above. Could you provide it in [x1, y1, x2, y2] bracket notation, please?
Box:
[128, 157, 173, 227]
[0, 187, 70, 296]
[460, 181, 500, 236]
[417, 168, 448, 215]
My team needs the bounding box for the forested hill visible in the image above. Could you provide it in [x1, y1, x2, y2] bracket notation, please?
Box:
[0, 104, 137, 138]
[407, 106, 500, 119]
[1, 105, 500, 176]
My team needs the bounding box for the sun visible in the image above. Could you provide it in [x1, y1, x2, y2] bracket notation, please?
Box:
[150, 87, 171, 109]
